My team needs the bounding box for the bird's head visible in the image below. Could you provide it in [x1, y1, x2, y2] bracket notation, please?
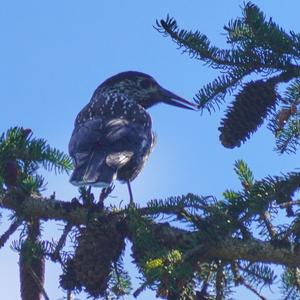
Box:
[99, 71, 197, 110]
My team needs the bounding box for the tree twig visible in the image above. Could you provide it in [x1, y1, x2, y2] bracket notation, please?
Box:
[260, 211, 276, 239]
[133, 281, 148, 298]
[242, 281, 267, 300]
[51, 222, 73, 262]
[231, 262, 267, 300]
[0, 218, 22, 249]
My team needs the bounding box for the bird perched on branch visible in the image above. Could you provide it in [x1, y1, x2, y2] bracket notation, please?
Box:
[69, 71, 196, 203]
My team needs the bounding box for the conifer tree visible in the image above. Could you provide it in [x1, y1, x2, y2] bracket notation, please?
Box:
[1, 2, 300, 299]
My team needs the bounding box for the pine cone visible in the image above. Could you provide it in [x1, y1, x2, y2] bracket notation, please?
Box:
[59, 258, 82, 292]
[21, 128, 32, 140]
[3, 160, 20, 187]
[219, 79, 277, 148]
[73, 220, 125, 298]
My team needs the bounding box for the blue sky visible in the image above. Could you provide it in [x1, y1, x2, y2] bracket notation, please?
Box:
[1, 1, 300, 299]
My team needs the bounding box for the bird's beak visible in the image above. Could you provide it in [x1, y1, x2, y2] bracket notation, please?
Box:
[159, 87, 197, 111]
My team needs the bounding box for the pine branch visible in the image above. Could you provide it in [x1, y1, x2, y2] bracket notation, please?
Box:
[19, 221, 45, 300]
[3, 189, 300, 298]
[108, 260, 132, 298]
[194, 68, 249, 112]
[24, 136, 72, 174]
[133, 281, 148, 298]
[259, 211, 276, 239]
[40, 146, 73, 174]
[231, 262, 270, 299]
[274, 113, 300, 154]
[156, 11, 300, 72]
[51, 223, 73, 262]
[145, 194, 215, 217]
[0, 127, 72, 179]
[155, 2, 300, 149]
[234, 160, 254, 190]
[155, 15, 269, 70]
[239, 262, 276, 288]
[285, 79, 300, 102]
[2, 191, 300, 266]
[0, 218, 22, 249]
[242, 2, 298, 58]
[242, 281, 267, 300]
[155, 16, 236, 68]
[281, 267, 300, 300]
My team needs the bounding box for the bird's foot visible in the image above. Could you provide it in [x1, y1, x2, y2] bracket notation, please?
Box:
[98, 184, 115, 207]
[79, 186, 95, 206]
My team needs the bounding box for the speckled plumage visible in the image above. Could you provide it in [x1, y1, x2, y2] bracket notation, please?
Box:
[69, 71, 195, 189]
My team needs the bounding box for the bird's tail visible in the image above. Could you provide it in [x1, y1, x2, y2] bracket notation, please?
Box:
[69, 151, 116, 187]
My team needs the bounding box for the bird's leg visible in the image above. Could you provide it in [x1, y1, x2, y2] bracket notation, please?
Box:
[79, 185, 94, 206]
[86, 185, 94, 205]
[87, 185, 92, 196]
[127, 181, 134, 205]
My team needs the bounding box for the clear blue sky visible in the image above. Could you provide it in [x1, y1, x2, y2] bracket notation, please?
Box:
[1, 1, 299, 299]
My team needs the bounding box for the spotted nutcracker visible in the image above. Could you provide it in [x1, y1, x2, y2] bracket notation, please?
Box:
[69, 71, 196, 203]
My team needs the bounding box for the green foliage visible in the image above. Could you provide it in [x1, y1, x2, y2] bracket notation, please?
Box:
[276, 118, 300, 154]
[123, 159, 300, 299]
[267, 79, 300, 153]
[239, 262, 276, 289]
[225, 160, 300, 220]
[146, 193, 217, 224]
[107, 259, 132, 299]
[156, 2, 300, 150]
[234, 160, 254, 189]
[0, 127, 72, 193]
[18, 237, 44, 263]
[225, 2, 296, 56]
[286, 79, 300, 102]
[281, 268, 300, 300]
[155, 15, 252, 113]
[128, 209, 200, 298]
[128, 209, 168, 263]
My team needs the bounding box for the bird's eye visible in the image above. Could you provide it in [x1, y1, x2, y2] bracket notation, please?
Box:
[140, 79, 153, 89]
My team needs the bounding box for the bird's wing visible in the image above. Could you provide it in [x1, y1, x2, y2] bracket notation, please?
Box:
[69, 117, 149, 154]
[104, 118, 148, 147]
[69, 116, 151, 186]
[104, 118, 151, 168]
[69, 118, 105, 155]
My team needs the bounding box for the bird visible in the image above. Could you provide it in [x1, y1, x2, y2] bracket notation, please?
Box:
[69, 71, 196, 204]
